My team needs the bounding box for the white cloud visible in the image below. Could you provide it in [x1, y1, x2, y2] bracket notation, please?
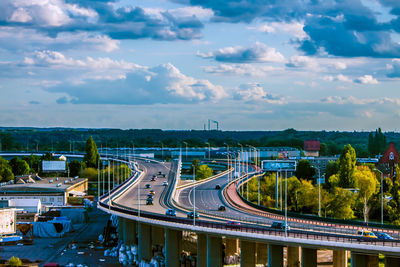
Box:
[234, 83, 285, 103]
[202, 64, 281, 76]
[257, 21, 307, 39]
[354, 75, 378, 84]
[198, 42, 285, 63]
[323, 74, 352, 83]
[286, 55, 319, 70]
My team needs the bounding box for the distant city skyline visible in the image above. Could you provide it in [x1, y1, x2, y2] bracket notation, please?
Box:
[2, 0, 400, 131]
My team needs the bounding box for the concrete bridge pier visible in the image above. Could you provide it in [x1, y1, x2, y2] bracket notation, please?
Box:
[351, 252, 379, 267]
[225, 238, 239, 257]
[121, 218, 137, 246]
[197, 233, 207, 267]
[138, 222, 152, 261]
[333, 250, 348, 267]
[240, 240, 256, 266]
[151, 226, 165, 247]
[256, 243, 268, 265]
[301, 248, 317, 267]
[268, 244, 283, 266]
[207, 235, 223, 267]
[287, 246, 301, 267]
[165, 228, 182, 267]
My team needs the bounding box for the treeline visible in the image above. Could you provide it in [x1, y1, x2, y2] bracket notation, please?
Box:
[1, 127, 399, 157]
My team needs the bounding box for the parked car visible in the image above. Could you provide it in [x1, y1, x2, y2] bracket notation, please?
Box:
[271, 221, 290, 231]
[165, 209, 177, 216]
[215, 184, 221, 190]
[218, 205, 226, 211]
[149, 190, 155, 195]
[146, 198, 153, 205]
[162, 181, 168, 186]
[187, 211, 199, 219]
[145, 184, 151, 189]
[357, 230, 377, 239]
[373, 232, 394, 240]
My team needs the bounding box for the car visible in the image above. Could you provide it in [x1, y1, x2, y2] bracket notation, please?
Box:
[149, 190, 155, 195]
[165, 209, 177, 216]
[271, 221, 290, 231]
[226, 221, 241, 228]
[218, 205, 226, 211]
[145, 159, 150, 163]
[147, 193, 154, 199]
[151, 177, 157, 181]
[187, 211, 199, 219]
[146, 198, 153, 205]
[162, 174, 166, 178]
[374, 232, 394, 240]
[162, 181, 168, 186]
[215, 184, 221, 190]
[357, 230, 377, 239]
[145, 184, 151, 189]
[158, 171, 162, 175]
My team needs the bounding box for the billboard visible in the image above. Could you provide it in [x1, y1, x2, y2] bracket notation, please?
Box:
[0, 209, 16, 235]
[42, 160, 66, 172]
[262, 160, 297, 171]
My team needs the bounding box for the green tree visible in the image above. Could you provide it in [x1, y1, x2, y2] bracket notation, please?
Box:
[80, 167, 98, 181]
[338, 144, 357, 188]
[325, 161, 339, 187]
[355, 166, 378, 222]
[69, 160, 85, 177]
[7, 256, 22, 267]
[0, 157, 14, 182]
[9, 157, 30, 176]
[327, 187, 355, 219]
[83, 136, 100, 168]
[22, 155, 40, 173]
[294, 160, 316, 180]
[41, 152, 54, 160]
[196, 164, 213, 180]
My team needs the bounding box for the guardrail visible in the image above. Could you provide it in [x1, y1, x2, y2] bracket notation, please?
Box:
[176, 167, 233, 190]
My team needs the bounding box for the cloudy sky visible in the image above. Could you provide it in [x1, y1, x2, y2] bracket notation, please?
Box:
[2, 0, 400, 131]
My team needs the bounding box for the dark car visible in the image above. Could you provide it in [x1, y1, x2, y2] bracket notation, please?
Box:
[158, 171, 162, 175]
[147, 193, 154, 199]
[165, 209, 177, 216]
[151, 177, 157, 181]
[149, 190, 155, 195]
[187, 211, 199, 219]
[373, 232, 392, 240]
[146, 198, 153, 205]
[162, 174, 166, 178]
[271, 221, 290, 231]
[218, 205, 226, 211]
[145, 184, 151, 189]
[215, 184, 221, 190]
[226, 221, 241, 228]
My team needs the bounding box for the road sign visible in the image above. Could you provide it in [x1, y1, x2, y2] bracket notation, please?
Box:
[262, 160, 297, 171]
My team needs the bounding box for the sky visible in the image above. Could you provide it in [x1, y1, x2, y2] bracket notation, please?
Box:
[2, 0, 400, 131]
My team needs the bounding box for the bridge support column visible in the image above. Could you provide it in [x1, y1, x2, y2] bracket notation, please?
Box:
[225, 238, 238, 257]
[302, 248, 317, 267]
[256, 243, 268, 265]
[385, 256, 400, 266]
[240, 240, 256, 267]
[197, 233, 207, 267]
[207, 235, 223, 267]
[165, 228, 182, 267]
[288, 246, 301, 267]
[152, 226, 165, 246]
[138, 223, 152, 261]
[124, 219, 137, 246]
[333, 250, 348, 267]
[118, 217, 124, 240]
[268, 244, 283, 267]
[351, 253, 378, 267]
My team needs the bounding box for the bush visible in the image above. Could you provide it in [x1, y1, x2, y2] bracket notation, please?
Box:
[7, 256, 22, 267]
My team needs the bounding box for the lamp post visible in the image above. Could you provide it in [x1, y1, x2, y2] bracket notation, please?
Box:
[224, 143, 230, 182]
[312, 166, 322, 217]
[205, 142, 211, 160]
[183, 141, 188, 160]
[238, 143, 244, 195]
[285, 169, 288, 237]
[193, 164, 196, 226]
[374, 169, 384, 225]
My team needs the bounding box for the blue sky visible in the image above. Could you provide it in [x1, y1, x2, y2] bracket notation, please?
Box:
[2, 0, 400, 131]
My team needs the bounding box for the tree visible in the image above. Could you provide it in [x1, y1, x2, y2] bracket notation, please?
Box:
[355, 166, 378, 222]
[69, 160, 85, 177]
[22, 154, 40, 173]
[0, 157, 14, 182]
[327, 188, 355, 219]
[83, 136, 100, 168]
[338, 144, 357, 188]
[325, 161, 339, 185]
[368, 128, 386, 156]
[294, 160, 316, 180]
[41, 152, 54, 161]
[196, 164, 213, 180]
[80, 167, 98, 181]
[9, 157, 30, 176]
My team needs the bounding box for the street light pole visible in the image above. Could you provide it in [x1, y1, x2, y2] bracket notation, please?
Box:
[193, 164, 196, 226]
[285, 169, 288, 237]
[205, 142, 211, 160]
[183, 142, 188, 160]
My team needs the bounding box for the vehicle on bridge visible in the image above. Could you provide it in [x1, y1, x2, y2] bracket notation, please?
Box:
[145, 184, 151, 189]
[215, 184, 221, 190]
[357, 230, 377, 239]
[271, 221, 290, 231]
[151, 176, 157, 181]
[218, 205, 226, 211]
[187, 211, 199, 219]
[374, 232, 394, 240]
[146, 198, 153, 205]
[149, 190, 155, 195]
[165, 209, 176, 216]
[162, 181, 168, 186]
[226, 221, 241, 229]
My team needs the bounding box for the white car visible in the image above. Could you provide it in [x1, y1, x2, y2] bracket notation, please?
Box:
[162, 181, 168, 186]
